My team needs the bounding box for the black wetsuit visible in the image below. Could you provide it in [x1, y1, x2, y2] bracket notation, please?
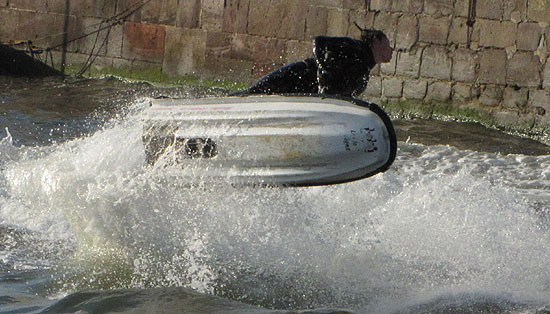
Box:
[246, 58, 318, 94]
[233, 36, 376, 97]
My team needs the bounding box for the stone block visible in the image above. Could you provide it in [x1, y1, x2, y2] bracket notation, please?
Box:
[426, 81, 452, 102]
[420, 46, 452, 80]
[424, 0, 454, 17]
[16, 11, 64, 48]
[310, 0, 342, 8]
[92, 0, 118, 18]
[478, 19, 516, 48]
[100, 0, 119, 18]
[127, 59, 163, 70]
[449, 17, 469, 45]
[326, 8, 348, 36]
[535, 113, 550, 128]
[62, 51, 92, 66]
[263, 38, 288, 64]
[476, 0, 504, 20]
[469, 21, 481, 45]
[284, 40, 312, 63]
[364, 75, 382, 97]
[503, 0, 528, 21]
[503, 86, 529, 110]
[70, 0, 96, 17]
[373, 11, 398, 39]
[141, 0, 178, 25]
[391, 0, 423, 14]
[496, 111, 537, 130]
[543, 58, 550, 89]
[471, 84, 482, 99]
[223, 0, 249, 33]
[369, 63, 380, 76]
[230, 33, 259, 62]
[395, 48, 423, 78]
[528, 89, 550, 112]
[115, 0, 142, 22]
[62, 0, 116, 18]
[45, 0, 71, 14]
[111, 57, 132, 69]
[419, 15, 450, 45]
[10, 0, 47, 11]
[122, 22, 166, 63]
[177, 0, 200, 28]
[452, 83, 474, 102]
[306, 6, 328, 39]
[370, 0, 392, 11]
[452, 48, 478, 82]
[527, 0, 550, 24]
[77, 18, 111, 56]
[163, 27, 206, 75]
[380, 50, 397, 75]
[454, 0, 469, 17]
[403, 79, 427, 99]
[510, 11, 522, 23]
[479, 85, 503, 107]
[206, 31, 231, 58]
[85, 55, 114, 69]
[382, 78, 403, 98]
[343, 0, 366, 9]
[395, 14, 417, 50]
[347, 9, 372, 38]
[200, 0, 224, 31]
[479, 48, 507, 84]
[517, 22, 542, 51]
[0, 0, 7, 6]
[0, 9, 19, 42]
[230, 34, 285, 63]
[201, 55, 254, 82]
[106, 23, 123, 58]
[507, 51, 542, 87]
[248, 0, 308, 40]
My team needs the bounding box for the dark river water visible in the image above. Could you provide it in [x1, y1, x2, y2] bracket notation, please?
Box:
[1, 76, 550, 314]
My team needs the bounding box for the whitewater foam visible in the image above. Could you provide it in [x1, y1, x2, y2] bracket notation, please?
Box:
[1, 102, 550, 312]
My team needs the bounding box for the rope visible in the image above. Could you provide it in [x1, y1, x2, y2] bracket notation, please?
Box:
[78, 21, 112, 75]
[47, 0, 152, 52]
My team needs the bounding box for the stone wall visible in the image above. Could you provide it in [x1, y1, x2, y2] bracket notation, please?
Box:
[2, 0, 550, 128]
[363, 0, 550, 129]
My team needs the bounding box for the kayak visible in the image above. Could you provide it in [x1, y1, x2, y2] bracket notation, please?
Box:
[141, 94, 397, 186]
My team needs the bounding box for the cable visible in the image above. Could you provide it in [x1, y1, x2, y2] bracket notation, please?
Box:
[3, 0, 153, 73]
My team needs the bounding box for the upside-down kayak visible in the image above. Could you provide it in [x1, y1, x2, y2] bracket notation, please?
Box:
[141, 94, 397, 186]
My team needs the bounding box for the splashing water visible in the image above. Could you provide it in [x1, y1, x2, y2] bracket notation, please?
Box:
[1, 82, 550, 313]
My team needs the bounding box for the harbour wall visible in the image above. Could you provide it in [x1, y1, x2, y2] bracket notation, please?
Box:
[2, 0, 550, 129]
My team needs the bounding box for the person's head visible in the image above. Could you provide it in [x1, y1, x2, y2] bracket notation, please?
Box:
[355, 24, 393, 64]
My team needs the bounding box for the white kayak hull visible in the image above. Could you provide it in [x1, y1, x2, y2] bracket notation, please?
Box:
[142, 94, 397, 186]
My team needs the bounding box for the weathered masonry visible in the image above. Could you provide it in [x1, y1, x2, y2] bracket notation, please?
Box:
[2, 0, 550, 128]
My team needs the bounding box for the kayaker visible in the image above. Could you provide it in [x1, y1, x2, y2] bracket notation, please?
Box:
[231, 26, 393, 98]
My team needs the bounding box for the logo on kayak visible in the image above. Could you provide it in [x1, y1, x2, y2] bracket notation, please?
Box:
[344, 128, 378, 153]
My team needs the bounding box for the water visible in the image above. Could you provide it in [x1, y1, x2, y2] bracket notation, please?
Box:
[1, 76, 550, 314]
